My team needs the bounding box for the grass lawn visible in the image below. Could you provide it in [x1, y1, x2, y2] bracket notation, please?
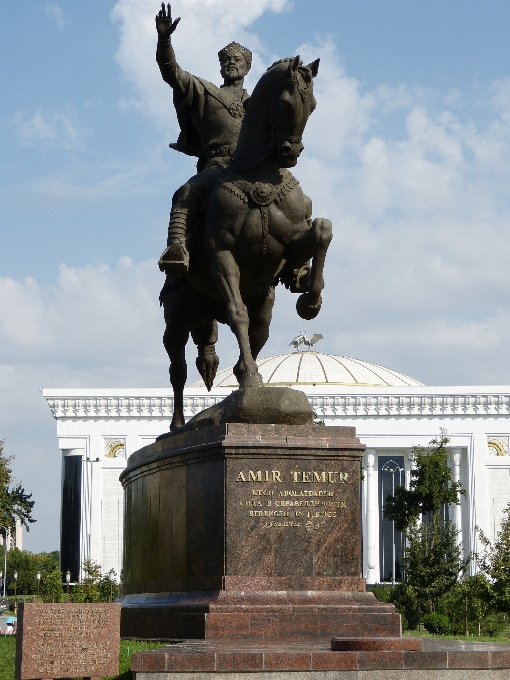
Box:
[403, 629, 510, 644]
[0, 637, 167, 680]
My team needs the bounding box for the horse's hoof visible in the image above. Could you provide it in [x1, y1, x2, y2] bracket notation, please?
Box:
[196, 353, 219, 391]
[239, 371, 264, 388]
[296, 293, 322, 320]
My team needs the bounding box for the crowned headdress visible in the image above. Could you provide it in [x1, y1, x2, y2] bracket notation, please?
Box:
[218, 42, 252, 69]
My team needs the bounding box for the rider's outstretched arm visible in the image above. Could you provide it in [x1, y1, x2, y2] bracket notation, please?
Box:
[155, 3, 188, 91]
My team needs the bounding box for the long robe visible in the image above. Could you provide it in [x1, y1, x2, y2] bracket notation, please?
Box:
[158, 52, 249, 168]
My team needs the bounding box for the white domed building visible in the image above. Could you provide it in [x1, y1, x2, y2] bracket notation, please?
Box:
[44, 347, 510, 585]
[189, 352, 425, 390]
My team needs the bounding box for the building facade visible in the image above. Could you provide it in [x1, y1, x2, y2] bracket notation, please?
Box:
[44, 351, 510, 583]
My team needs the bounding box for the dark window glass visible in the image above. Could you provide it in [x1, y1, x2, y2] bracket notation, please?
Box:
[61, 456, 82, 582]
[379, 456, 405, 583]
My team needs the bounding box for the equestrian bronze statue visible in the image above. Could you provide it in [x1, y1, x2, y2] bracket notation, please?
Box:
[156, 6, 332, 431]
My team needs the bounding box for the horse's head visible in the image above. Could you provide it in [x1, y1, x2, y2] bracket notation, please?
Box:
[268, 56, 319, 168]
[231, 56, 320, 172]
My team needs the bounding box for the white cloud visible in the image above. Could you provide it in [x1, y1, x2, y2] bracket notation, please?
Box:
[13, 108, 85, 150]
[111, 0, 291, 129]
[44, 3, 69, 30]
[1, 258, 165, 371]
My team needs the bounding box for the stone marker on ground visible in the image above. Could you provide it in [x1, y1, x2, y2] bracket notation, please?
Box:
[15, 602, 120, 680]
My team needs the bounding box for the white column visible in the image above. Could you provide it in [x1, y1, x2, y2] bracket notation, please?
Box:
[365, 449, 378, 584]
[81, 455, 92, 576]
[451, 448, 463, 551]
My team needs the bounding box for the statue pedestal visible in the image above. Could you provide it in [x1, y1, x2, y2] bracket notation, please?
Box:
[119, 421, 400, 639]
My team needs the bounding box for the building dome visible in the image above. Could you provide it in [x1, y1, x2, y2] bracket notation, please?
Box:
[188, 352, 425, 389]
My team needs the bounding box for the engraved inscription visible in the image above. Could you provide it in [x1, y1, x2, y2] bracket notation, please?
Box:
[16, 603, 120, 680]
[235, 469, 349, 483]
[235, 468, 350, 531]
[226, 454, 362, 578]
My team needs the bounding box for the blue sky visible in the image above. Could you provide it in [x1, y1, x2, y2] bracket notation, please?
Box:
[1, 0, 510, 552]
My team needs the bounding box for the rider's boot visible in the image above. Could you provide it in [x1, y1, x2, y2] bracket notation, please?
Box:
[158, 208, 190, 277]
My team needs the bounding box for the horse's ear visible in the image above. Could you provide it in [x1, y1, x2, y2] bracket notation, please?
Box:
[287, 55, 301, 76]
[307, 58, 320, 78]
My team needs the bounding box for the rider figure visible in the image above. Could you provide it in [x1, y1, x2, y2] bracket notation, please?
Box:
[155, 3, 252, 276]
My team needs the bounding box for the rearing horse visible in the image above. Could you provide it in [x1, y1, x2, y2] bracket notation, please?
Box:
[161, 56, 332, 429]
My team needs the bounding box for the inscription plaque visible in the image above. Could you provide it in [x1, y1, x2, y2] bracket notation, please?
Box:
[227, 457, 360, 578]
[15, 603, 120, 680]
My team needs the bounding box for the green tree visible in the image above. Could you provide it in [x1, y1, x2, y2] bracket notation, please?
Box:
[70, 560, 101, 603]
[0, 440, 35, 541]
[477, 503, 510, 613]
[98, 573, 119, 602]
[383, 431, 469, 614]
[70, 561, 120, 603]
[439, 574, 493, 636]
[403, 512, 468, 612]
[4, 549, 61, 596]
[384, 430, 464, 533]
[40, 568, 63, 603]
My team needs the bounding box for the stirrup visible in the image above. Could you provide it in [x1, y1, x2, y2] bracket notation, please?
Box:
[158, 243, 190, 276]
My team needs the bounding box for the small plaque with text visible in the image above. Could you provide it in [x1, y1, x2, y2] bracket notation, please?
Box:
[15, 602, 120, 680]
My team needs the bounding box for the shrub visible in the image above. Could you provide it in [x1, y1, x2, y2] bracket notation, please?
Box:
[369, 584, 392, 603]
[480, 612, 507, 638]
[389, 583, 421, 631]
[422, 612, 450, 635]
[369, 583, 421, 631]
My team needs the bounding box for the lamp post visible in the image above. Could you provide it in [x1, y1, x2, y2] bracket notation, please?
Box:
[108, 569, 116, 603]
[0, 572, 3, 601]
[66, 570, 70, 602]
[13, 571, 18, 614]
[36, 571, 41, 603]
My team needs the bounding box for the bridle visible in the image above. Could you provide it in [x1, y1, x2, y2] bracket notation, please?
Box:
[270, 70, 313, 149]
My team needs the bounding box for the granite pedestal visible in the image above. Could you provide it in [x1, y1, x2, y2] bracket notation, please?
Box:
[119, 421, 401, 640]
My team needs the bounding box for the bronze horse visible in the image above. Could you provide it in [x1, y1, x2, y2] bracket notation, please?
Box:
[161, 56, 332, 430]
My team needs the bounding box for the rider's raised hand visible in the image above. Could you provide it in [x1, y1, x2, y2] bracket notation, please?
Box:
[155, 3, 180, 39]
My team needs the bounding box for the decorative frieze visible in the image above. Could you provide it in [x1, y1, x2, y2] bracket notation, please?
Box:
[45, 391, 510, 420]
[310, 394, 510, 417]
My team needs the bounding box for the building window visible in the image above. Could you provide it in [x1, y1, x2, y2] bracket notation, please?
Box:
[379, 456, 405, 583]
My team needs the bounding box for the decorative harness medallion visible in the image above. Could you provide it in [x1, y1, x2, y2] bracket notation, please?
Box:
[220, 173, 299, 206]
[250, 183, 275, 206]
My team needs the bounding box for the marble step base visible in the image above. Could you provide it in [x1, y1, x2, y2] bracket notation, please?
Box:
[131, 637, 510, 676]
[120, 590, 400, 640]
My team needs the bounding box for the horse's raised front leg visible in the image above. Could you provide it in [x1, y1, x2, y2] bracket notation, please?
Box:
[296, 217, 332, 320]
[211, 250, 263, 388]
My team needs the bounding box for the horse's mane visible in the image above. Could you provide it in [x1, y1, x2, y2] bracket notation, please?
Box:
[231, 57, 313, 172]
[266, 57, 295, 71]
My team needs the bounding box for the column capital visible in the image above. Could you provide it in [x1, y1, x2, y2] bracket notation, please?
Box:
[450, 447, 463, 466]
